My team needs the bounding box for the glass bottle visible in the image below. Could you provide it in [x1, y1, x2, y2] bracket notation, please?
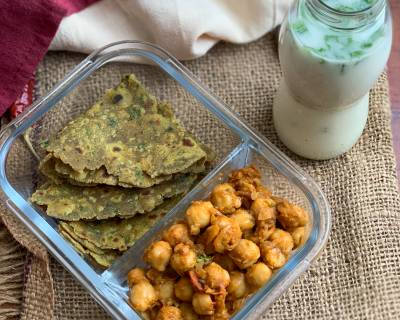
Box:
[273, 0, 392, 160]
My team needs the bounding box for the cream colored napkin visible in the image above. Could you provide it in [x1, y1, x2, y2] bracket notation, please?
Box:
[50, 0, 292, 59]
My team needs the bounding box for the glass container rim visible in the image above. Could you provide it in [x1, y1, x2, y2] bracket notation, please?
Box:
[0, 40, 332, 320]
[317, 0, 384, 15]
[305, 0, 387, 30]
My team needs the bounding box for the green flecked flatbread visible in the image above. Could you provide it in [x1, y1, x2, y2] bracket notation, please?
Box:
[59, 197, 180, 267]
[40, 153, 207, 188]
[31, 174, 197, 221]
[42, 74, 207, 188]
[59, 225, 120, 268]
[39, 154, 170, 187]
[60, 222, 107, 255]
[61, 196, 179, 252]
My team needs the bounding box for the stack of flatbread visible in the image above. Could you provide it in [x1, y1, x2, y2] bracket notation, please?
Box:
[31, 75, 210, 267]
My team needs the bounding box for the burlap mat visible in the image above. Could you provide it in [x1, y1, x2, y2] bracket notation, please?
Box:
[1, 32, 400, 319]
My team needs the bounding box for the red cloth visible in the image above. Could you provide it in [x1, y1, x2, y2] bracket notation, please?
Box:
[0, 0, 97, 116]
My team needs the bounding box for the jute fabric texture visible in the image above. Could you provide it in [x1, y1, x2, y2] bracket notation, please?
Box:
[0, 32, 399, 319]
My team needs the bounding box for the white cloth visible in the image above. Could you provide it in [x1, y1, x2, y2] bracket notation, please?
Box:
[50, 0, 292, 60]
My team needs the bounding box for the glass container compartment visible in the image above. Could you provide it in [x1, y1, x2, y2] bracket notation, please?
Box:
[0, 41, 331, 319]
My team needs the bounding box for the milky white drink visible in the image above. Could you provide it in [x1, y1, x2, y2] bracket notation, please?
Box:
[273, 0, 392, 159]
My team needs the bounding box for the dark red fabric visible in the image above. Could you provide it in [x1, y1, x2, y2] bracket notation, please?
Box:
[0, 0, 97, 116]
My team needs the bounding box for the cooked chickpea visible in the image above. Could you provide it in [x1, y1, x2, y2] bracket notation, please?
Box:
[204, 262, 230, 290]
[229, 167, 270, 201]
[255, 221, 276, 242]
[291, 226, 306, 248]
[210, 183, 241, 214]
[251, 198, 276, 222]
[127, 268, 146, 287]
[155, 306, 182, 320]
[253, 185, 272, 200]
[186, 201, 216, 235]
[277, 201, 309, 229]
[192, 293, 214, 315]
[213, 226, 242, 253]
[214, 294, 230, 319]
[128, 167, 310, 317]
[211, 215, 242, 253]
[260, 241, 287, 269]
[242, 229, 257, 242]
[198, 224, 220, 254]
[229, 239, 260, 269]
[146, 268, 166, 285]
[143, 241, 172, 272]
[231, 209, 255, 231]
[162, 223, 192, 247]
[213, 254, 236, 272]
[211, 214, 234, 229]
[130, 280, 158, 312]
[246, 262, 272, 288]
[155, 278, 175, 306]
[227, 271, 247, 299]
[269, 228, 294, 255]
[180, 302, 199, 320]
[233, 180, 256, 199]
[174, 277, 194, 302]
[170, 243, 197, 275]
[228, 166, 260, 185]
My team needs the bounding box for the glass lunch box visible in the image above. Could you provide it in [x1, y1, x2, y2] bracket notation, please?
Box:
[0, 41, 331, 320]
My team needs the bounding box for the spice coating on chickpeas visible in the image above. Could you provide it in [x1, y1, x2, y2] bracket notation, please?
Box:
[277, 201, 309, 229]
[162, 223, 192, 247]
[186, 201, 216, 235]
[210, 183, 242, 214]
[155, 306, 182, 320]
[192, 292, 214, 315]
[127, 268, 146, 287]
[260, 241, 287, 269]
[229, 239, 260, 269]
[130, 280, 158, 312]
[227, 271, 247, 299]
[174, 277, 194, 302]
[180, 302, 199, 320]
[143, 241, 172, 272]
[269, 228, 294, 255]
[210, 215, 242, 253]
[231, 209, 255, 232]
[155, 278, 175, 306]
[213, 254, 236, 272]
[170, 243, 197, 275]
[246, 262, 272, 289]
[127, 166, 310, 319]
[291, 226, 306, 248]
[251, 198, 276, 222]
[204, 262, 230, 290]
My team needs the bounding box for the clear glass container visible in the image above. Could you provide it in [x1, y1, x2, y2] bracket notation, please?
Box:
[273, 0, 392, 160]
[0, 41, 331, 319]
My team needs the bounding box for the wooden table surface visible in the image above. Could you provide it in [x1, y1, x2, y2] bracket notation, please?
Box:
[388, 0, 400, 181]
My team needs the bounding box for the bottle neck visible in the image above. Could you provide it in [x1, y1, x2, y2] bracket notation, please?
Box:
[305, 0, 386, 30]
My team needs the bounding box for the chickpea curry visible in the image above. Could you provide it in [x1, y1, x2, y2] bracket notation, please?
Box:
[127, 166, 310, 319]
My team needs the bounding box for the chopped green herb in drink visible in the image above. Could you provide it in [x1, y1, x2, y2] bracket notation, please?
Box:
[292, 21, 308, 34]
[350, 50, 364, 58]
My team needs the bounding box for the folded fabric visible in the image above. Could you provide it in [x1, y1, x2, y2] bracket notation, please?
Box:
[0, 0, 291, 117]
[0, 0, 97, 116]
[51, 0, 292, 60]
